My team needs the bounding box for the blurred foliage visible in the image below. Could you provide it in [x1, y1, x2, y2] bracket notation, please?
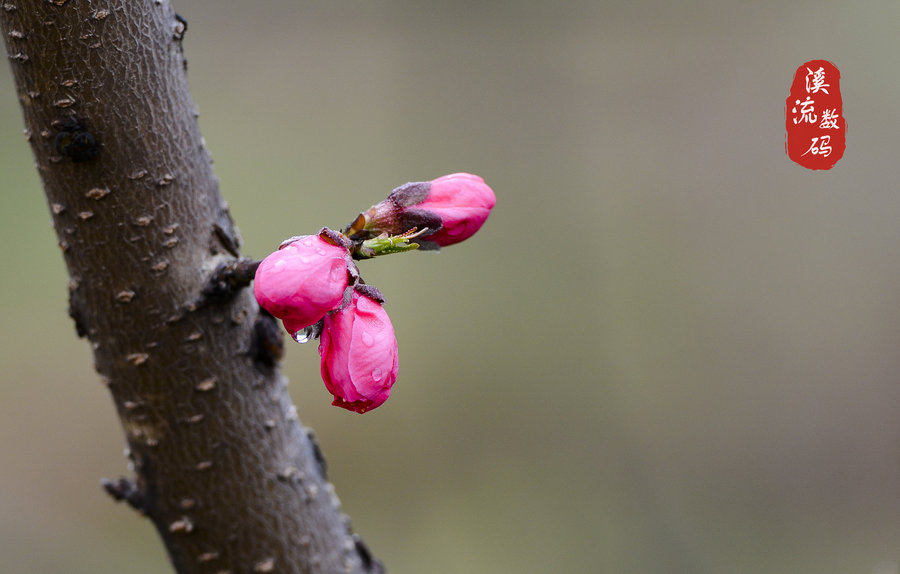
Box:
[3, 1, 900, 573]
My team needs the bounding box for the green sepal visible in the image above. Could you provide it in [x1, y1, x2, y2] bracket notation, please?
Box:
[356, 233, 421, 259]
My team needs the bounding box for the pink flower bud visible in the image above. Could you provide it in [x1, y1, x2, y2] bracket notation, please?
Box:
[253, 234, 351, 336]
[346, 173, 496, 248]
[414, 173, 496, 246]
[319, 291, 399, 414]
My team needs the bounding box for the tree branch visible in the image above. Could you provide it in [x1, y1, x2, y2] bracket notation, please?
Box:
[1, 2, 380, 572]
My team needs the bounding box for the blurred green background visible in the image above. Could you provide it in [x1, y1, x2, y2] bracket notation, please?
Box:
[3, 1, 900, 572]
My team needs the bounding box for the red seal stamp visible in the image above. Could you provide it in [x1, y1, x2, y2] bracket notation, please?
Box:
[785, 60, 845, 170]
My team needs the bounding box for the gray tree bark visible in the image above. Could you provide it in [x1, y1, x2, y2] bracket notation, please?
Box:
[1, 1, 379, 572]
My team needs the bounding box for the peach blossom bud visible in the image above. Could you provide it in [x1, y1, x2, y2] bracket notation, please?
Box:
[318, 291, 399, 413]
[253, 234, 351, 338]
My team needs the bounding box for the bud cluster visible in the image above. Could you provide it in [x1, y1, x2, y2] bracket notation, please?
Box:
[253, 173, 495, 413]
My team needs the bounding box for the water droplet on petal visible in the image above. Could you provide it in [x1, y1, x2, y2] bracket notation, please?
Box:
[361, 332, 374, 347]
[330, 264, 346, 283]
[371, 367, 384, 382]
[292, 326, 314, 344]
